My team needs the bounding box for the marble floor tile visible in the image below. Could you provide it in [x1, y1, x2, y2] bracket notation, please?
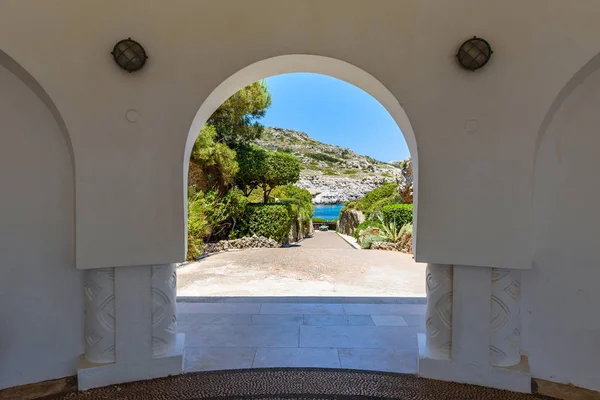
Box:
[185, 346, 256, 372]
[260, 303, 345, 315]
[253, 347, 340, 368]
[343, 304, 426, 316]
[370, 315, 409, 326]
[303, 314, 374, 326]
[401, 315, 426, 328]
[251, 314, 303, 325]
[177, 302, 262, 315]
[300, 325, 419, 350]
[178, 314, 252, 332]
[338, 348, 418, 374]
[185, 324, 299, 347]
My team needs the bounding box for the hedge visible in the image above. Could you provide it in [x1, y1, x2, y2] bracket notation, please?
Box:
[381, 203, 413, 227]
[231, 204, 293, 242]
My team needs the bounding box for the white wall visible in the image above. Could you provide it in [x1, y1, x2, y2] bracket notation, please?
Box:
[0, 63, 82, 389]
[522, 63, 600, 391]
[3, 0, 599, 271]
[0, 0, 600, 392]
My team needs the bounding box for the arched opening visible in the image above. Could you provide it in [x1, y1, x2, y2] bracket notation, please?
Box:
[524, 52, 600, 390]
[0, 50, 80, 390]
[183, 55, 419, 255]
[177, 55, 423, 373]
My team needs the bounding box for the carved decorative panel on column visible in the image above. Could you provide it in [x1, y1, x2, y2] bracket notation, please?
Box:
[151, 264, 177, 357]
[425, 264, 453, 359]
[83, 268, 116, 363]
[490, 268, 521, 367]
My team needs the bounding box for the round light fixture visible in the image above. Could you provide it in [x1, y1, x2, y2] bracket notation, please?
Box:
[456, 36, 492, 71]
[111, 38, 148, 73]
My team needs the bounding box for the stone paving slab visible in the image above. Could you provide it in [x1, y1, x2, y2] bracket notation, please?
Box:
[251, 314, 304, 325]
[303, 314, 374, 326]
[299, 325, 421, 350]
[371, 315, 409, 326]
[253, 347, 341, 368]
[260, 303, 345, 315]
[343, 303, 426, 316]
[185, 324, 300, 347]
[178, 314, 252, 332]
[337, 348, 418, 374]
[177, 302, 262, 314]
[184, 347, 256, 372]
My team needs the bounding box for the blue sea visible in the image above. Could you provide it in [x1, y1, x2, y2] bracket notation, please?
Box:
[313, 204, 344, 221]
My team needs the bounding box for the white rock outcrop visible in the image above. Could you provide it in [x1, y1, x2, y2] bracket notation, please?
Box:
[204, 236, 279, 253]
[296, 176, 393, 205]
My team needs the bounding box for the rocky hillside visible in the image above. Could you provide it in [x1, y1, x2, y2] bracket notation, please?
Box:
[254, 127, 411, 204]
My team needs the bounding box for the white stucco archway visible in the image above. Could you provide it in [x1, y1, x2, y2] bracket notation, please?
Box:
[0, 49, 80, 390]
[183, 54, 419, 251]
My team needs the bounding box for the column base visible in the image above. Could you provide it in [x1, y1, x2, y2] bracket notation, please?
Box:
[417, 334, 531, 393]
[77, 333, 185, 390]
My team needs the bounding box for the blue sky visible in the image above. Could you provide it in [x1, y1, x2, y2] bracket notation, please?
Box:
[261, 73, 410, 162]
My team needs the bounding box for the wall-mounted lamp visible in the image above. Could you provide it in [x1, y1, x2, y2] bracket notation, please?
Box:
[111, 38, 148, 73]
[456, 36, 492, 71]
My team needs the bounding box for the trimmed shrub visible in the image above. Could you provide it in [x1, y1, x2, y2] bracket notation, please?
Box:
[232, 204, 293, 242]
[381, 203, 413, 227]
[361, 234, 384, 249]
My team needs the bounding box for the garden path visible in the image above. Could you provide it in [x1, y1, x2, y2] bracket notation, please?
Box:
[177, 231, 425, 298]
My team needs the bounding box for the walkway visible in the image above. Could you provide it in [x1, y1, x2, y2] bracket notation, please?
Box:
[178, 300, 425, 374]
[177, 231, 426, 298]
[177, 232, 426, 374]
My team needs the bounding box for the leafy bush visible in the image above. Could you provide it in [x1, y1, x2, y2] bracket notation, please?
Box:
[231, 204, 293, 242]
[361, 234, 384, 249]
[272, 184, 312, 204]
[187, 192, 210, 260]
[381, 203, 413, 227]
[400, 222, 413, 236]
[377, 215, 402, 243]
[343, 169, 358, 175]
[186, 187, 249, 260]
[346, 182, 399, 216]
[307, 152, 340, 163]
[189, 124, 239, 194]
[323, 169, 338, 176]
[343, 200, 357, 210]
[353, 219, 383, 239]
[272, 185, 314, 227]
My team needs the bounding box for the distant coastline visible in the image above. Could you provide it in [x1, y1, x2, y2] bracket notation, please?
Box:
[313, 204, 343, 221]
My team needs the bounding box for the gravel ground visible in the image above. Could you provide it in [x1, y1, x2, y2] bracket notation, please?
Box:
[177, 232, 426, 298]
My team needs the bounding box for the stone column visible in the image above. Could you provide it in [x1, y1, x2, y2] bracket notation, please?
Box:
[83, 268, 116, 363]
[79, 265, 184, 390]
[425, 263, 453, 359]
[490, 268, 521, 367]
[151, 264, 178, 357]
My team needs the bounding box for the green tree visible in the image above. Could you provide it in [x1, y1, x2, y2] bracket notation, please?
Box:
[208, 80, 272, 145]
[260, 152, 301, 203]
[188, 124, 238, 194]
[235, 145, 268, 197]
